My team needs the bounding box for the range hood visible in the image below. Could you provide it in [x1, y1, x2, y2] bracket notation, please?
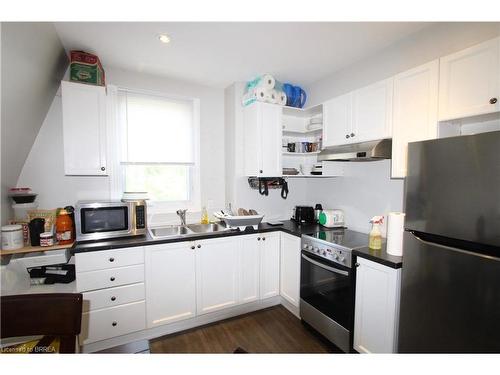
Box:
[318, 139, 392, 162]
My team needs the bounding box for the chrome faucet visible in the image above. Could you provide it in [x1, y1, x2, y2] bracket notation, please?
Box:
[176, 209, 187, 226]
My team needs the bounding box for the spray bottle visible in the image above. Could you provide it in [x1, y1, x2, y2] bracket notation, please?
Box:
[369, 216, 384, 250]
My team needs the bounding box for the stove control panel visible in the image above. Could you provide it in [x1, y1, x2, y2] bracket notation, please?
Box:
[301, 237, 352, 268]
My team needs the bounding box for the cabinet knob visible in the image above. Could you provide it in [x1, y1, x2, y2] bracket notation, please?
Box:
[110, 276, 115, 281]
[355, 262, 360, 267]
[345, 134, 350, 139]
[490, 97, 498, 104]
[109, 257, 115, 262]
[259, 170, 263, 174]
[257, 237, 261, 241]
[101, 167, 106, 171]
[190, 245, 195, 250]
[350, 133, 355, 137]
[197, 244, 201, 248]
[112, 321, 117, 327]
[111, 296, 116, 301]
[262, 237, 266, 241]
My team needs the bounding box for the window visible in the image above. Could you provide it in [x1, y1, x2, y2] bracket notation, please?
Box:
[116, 89, 200, 211]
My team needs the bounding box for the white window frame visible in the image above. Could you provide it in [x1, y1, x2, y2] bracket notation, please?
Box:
[107, 85, 201, 214]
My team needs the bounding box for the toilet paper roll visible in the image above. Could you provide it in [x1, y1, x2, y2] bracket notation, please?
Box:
[259, 73, 276, 90]
[386, 212, 405, 256]
[253, 87, 269, 102]
[276, 90, 287, 106]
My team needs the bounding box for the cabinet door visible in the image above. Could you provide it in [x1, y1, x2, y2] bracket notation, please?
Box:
[61, 81, 107, 175]
[439, 37, 500, 121]
[322, 93, 352, 147]
[260, 104, 283, 177]
[145, 242, 196, 328]
[354, 257, 401, 353]
[196, 237, 240, 315]
[392, 60, 439, 178]
[279, 233, 301, 307]
[260, 232, 280, 299]
[352, 78, 393, 143]
[239, 234, 260, 304]
[243, 103, 262, 176]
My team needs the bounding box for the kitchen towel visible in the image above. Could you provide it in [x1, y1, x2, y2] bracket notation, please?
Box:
[386, 212, 405, 256]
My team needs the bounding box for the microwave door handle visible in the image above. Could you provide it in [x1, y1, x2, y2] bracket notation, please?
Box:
[301, 254, 349, 276]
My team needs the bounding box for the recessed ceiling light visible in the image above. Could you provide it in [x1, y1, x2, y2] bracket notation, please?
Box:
[158, 34, 170, 44]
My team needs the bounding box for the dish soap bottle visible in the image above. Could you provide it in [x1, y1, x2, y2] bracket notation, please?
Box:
[201, 206, 209, 224]
[369, 216, 384, 250]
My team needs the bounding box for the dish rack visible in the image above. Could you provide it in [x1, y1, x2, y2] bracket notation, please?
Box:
[213, 212, 264, 231]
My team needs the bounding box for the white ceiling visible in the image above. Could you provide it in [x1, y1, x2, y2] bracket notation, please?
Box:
[54, 22, 431, 88]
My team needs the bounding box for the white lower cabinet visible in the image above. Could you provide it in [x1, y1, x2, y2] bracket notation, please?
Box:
[239, 234, 261, 304]
[195, 237, 240, 315]
[353, 257, 401, 353]
[279, 233, 301, 307]
[260, 232, 280, 299]
[145, 242, 196, 328]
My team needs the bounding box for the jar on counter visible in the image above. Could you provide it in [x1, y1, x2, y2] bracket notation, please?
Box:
[56, 209, 73, 245]
[1, 225, 24, 250]
[40, 232, 54, 247]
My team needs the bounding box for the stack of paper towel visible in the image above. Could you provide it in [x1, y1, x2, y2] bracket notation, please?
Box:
[242, 74, 287, 107]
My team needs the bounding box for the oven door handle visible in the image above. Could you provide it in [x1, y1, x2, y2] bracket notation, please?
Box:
[301, 254, 349, 276]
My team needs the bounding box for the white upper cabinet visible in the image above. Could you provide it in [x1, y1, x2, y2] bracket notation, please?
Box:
[61, 81, 108, 175]
[354, 257, 401, 354]
[195, 237, 240, 315]
[392, 60, 439, 178]
[322, 78, 393, 148]
[439, 37, 500, 121]
[243, 102, 283, 177]
[352, 78, 393, 143]
[260, 232, 280, 299]
[145, 242, 196, 328]
[323, 93, 352, 147]
[279, 233, 301, 308]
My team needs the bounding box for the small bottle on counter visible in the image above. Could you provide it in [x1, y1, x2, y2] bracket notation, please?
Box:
[201, 206, 209, 224]
[56, 209, 73, 245]
[368, 216, 384, 250]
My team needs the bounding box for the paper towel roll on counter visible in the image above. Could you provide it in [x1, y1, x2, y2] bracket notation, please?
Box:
[386, 212, 405, 256]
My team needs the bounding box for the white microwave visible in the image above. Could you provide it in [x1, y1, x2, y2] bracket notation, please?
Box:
[75, 200, 147, 242]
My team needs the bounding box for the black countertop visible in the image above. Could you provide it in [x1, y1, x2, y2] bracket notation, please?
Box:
[71, 220, 403, 269]
[72, 220, 325, 254]
[353, 243, 403, 269]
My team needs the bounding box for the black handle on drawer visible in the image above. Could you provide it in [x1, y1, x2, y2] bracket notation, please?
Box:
[112, 321, 117, 327]
[109, 257, 115, 262]
[111, 296, 116, 301]
[110, 277, 115, 281]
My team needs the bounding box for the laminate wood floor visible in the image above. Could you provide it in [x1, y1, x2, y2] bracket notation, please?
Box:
[149, 305, 341, 354]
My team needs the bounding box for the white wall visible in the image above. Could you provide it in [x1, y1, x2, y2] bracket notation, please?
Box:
[17, 67, 225, 226]
[1, 22, 68, 224]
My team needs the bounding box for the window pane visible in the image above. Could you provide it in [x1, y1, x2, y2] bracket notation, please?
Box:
[125, 165, 190, 202]
[120, 92, 194, 163]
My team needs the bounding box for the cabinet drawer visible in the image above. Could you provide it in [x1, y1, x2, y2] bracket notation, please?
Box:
[75, 247, 144, 273]
[82, 283, 145, 312]
[77, 264, 144, 292]
[80, 301, 146, 344]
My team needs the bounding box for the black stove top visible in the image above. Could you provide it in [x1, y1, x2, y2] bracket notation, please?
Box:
[305, 228, 369, 251]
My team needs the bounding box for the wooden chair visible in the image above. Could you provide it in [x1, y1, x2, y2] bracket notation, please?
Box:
[1, 293, 83, 353]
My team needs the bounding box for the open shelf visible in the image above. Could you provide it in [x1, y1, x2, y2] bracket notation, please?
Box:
[283, 151, 320, 156]
[283, 174, 339, 178]
[283, 127, 322, 135]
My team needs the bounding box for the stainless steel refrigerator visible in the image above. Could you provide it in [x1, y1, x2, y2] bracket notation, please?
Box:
[398, 130, 500, 353]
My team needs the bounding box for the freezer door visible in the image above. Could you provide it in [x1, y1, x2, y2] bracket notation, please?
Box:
[398, 231, 500, 353]
[405, 131, 500, 247]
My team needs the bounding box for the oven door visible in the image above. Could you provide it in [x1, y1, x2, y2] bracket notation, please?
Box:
[76, 203, 133, 241]
[300, 251, 353, 352]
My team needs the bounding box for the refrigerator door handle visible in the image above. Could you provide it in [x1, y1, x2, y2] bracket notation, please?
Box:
[411, 232, 500, 262]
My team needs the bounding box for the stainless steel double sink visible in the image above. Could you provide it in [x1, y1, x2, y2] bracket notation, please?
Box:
[148, 223, 231, 240]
